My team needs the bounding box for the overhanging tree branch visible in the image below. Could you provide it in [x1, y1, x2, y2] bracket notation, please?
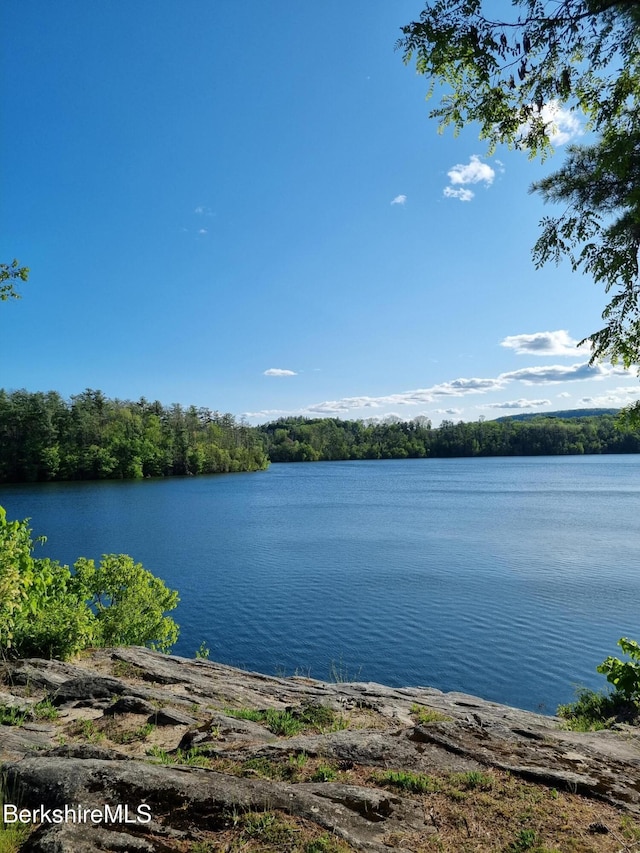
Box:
[400, 0, 640, 367]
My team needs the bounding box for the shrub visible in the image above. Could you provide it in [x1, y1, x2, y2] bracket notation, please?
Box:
[597, 638, 640, 699]
[557, 638, 640, 730]
[11, 557, 94, 659]
[73, 554, 179, 652]
[0, 506, 179, 659]
[557, 686, 638, 730]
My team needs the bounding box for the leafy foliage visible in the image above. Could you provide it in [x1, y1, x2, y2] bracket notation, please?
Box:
[0, 261, 28, 302]
[73, 554, 179, 652]
[556, 686, 636, 730]
[11, 556, 95, 659]
[557, 639, 640, 729]
[597, 637, 640, 699]
[259, 412, 640, 461]
[0, 507, 179, 659]
[0, 388, 268, 483]
[399, 0, 640, 366]
[0, 506, 34, 650]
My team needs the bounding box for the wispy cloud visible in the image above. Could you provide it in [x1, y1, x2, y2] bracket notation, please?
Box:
[485, 398, 551, 410]
[500, 330, 589, 357]
[390, 194, 407, 205]
[301, 377, 509, 415]
[500, 362, 628, 384]
[194, 205, 213, 216]
[263, 368, 297, 377]
[579, 387, 639, 406]
[296, 362, 631, 416]
[242, 408, 291, 419]
[444, 155, 495, 202]
[197, 228, 208, 235]
[443, 187, 474, 202]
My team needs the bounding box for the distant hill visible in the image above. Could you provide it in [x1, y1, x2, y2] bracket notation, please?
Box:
[494, 408, 620, 423]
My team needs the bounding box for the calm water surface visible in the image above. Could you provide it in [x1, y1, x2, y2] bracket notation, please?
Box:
[1, 456, 638, 713]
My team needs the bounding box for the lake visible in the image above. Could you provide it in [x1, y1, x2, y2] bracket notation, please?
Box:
[1, 456, 638, 713]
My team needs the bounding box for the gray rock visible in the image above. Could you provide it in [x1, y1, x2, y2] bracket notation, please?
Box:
[146, 707, 197, 727]
[103, 696, 155, 716]
[2, 645, 640, 851]
[22, 825, 156, 853]
[51, 677, 128, 707]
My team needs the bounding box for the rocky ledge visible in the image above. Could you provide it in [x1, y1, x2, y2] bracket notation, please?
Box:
[2, 647, 640, 852]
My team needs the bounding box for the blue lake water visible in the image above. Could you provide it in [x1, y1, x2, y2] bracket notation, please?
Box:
[1, 456, 638, 713]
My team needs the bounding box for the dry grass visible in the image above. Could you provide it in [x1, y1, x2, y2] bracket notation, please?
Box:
[370, 767, 640, 852]
[145, 751, 640, 852]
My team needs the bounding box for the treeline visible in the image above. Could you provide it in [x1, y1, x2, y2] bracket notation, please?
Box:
[257, 414, 640, 461]
[0, 389, 268, 482]
[2, 391, 638, 483]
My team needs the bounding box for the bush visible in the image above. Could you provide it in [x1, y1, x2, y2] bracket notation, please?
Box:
[11, 557, 94, 659]
[557, 638, 640, 730]
[73, 555, 179, 652]
[597, 638, 640, 699]
[0, 506, 179, 659]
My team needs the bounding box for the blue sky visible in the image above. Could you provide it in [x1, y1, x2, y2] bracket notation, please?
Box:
[2, 0, 637, 425]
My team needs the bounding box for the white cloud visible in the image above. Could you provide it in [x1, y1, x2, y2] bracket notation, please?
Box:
[557, 392, 571, 399]
[195, 205, 213, 216]
[485, 398, 551, 410]
[443, 187, 474, 202]
[391, 194, 407, 205]
[197, 228, 208, 235]
[444, 155, 495, 201]
[500, 330, 589, 357]
[447, 155, 495, 187]
[435, 408, 462, 416]
[263, 368, 297, 377]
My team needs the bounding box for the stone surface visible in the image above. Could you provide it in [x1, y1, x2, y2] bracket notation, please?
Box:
[2, 646, 640, 852]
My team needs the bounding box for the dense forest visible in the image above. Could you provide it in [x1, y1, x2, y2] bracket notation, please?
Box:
[0, 389, 268, 482]
[257, 413, 640, 462]
[1, 390, 639, 483]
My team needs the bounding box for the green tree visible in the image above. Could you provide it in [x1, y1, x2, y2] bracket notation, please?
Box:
[0, 260, 29, 301]
[399, 0, 640, 366]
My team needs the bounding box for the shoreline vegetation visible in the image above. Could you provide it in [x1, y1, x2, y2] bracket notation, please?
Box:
[0, 388, 639, 484]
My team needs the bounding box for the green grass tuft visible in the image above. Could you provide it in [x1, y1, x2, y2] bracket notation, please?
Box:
[410, 703, 452, 724]
[373, 769, 440, 794]
[557, 687, 638, 730]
